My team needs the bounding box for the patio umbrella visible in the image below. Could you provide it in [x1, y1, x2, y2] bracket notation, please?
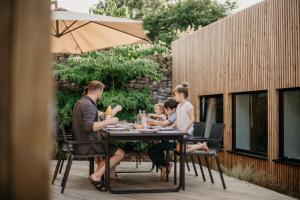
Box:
[51, 9, 149, 54]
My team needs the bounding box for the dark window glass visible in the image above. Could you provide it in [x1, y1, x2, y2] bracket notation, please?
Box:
[233, 92, 268, 156]
[280, 89, 300, 161]
[200, 95, 223, 145]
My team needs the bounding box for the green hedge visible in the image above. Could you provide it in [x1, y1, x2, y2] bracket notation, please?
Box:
[54, 44, 169, 153]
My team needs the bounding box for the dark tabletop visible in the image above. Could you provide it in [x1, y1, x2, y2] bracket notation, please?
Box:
[101, 129, 187, 138]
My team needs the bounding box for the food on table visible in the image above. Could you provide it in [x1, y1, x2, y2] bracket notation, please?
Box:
[134, 124, 144, 130]
[105, 105, 113, 119]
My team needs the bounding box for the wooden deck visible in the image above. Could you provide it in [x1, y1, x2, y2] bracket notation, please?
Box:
[50, 161, 295, 200]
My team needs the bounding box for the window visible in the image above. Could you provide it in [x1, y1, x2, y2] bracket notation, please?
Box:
[200, 95, 223, 140]
[233, 92, 268, 156]
[280, 88, 300, 162]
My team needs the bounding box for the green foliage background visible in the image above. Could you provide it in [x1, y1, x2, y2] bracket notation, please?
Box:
[90, 0, 237, 45]
[55, 44, 169, 127]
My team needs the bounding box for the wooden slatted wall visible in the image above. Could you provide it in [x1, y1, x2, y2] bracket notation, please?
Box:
[172, 0, 300, 197]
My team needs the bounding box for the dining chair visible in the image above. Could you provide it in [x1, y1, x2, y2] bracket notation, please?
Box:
[188, 123, 226, 189]
[57, 125, 107, 193]
[189, 122, 206, 181]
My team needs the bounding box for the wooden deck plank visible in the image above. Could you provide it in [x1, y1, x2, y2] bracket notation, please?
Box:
[50, 161, 295, 200]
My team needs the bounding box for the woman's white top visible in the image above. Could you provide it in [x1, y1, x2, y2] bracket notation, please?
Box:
[176, 100, 194, 135]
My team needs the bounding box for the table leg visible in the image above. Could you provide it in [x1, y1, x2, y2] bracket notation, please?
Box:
[105, 134, 110, 192]
[182, 137, 186, 190]
[179, 136, 184, 190]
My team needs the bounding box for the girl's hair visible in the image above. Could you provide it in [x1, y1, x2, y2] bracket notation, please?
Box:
[173, 82, 189, 98]
[164, 98, 178, 109]
[155, 103, 165, 114]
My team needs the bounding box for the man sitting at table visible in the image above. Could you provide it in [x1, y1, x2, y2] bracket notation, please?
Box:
[72, 80, 125, 191]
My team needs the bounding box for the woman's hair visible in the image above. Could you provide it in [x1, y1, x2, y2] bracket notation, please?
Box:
[173, 82, 189, 98]
[155, 103, 165, 114]
[164, 98, 178, 109]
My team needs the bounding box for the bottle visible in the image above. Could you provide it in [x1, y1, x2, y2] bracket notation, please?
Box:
[142, 110, 147, 126]
[137, 110, 142, 125]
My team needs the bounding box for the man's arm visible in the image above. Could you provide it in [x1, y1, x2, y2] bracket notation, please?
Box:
[93, 117, 118, 132]
[98, 111, 106, 119]
[82, 105, 118, 133]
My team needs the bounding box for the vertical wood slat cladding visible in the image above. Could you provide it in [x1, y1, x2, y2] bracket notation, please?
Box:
[172, 0, 300, 197]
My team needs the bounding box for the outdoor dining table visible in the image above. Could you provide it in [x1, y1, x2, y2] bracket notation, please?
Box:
[101, 128, 187, 194]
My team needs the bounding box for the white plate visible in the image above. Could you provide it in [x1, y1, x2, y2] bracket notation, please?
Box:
[159, 127, 175, 131]
[106, 125, 116, 128]
[107, 127, 126, 131]
[139, 129, 158, 133]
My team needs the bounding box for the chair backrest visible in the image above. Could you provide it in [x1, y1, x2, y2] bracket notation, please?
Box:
[193, 122, 206, 138]
[58, 124, 73, 153]
[208, 123, 225, 150]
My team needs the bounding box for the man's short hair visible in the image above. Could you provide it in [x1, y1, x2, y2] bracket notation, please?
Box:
[88, 80, 105, 93]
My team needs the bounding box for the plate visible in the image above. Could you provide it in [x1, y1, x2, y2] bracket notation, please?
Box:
[107, 127, 126, 131]
[139, 129, 159, 133]
[159, 127, 175, 131]
[106, 125, 116, 128]
[149, 126, 161, 129]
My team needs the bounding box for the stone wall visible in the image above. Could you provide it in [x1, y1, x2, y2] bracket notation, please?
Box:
[54, 53, 173, 104]
[127, 54, 172, 103]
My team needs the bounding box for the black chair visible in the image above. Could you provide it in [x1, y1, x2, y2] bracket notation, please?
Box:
[173, 122, 206, 184]
[189, 122, 206, 181]
[189, 123, 226, 189]
[56, 125, 107, 193]
[51, 125, 73, 185]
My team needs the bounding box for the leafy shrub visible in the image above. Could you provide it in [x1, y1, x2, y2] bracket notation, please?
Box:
[55, 43, 168, 127]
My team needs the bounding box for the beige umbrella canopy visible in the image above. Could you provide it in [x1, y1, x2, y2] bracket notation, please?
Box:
[51, 10, 149, 54]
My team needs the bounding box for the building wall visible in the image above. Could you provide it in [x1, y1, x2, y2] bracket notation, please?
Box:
[172, 0, 300, 197]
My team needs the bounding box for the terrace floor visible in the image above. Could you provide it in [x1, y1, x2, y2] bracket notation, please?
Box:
[50, 161, 295, 200]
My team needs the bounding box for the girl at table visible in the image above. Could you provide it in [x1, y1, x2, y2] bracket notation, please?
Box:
[148, 99, 178, 127]
[148, 103, 166, 121]
[173, 82, 209, 153]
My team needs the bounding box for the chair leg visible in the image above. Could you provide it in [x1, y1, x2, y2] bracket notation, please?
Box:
[136, 154, 139, 168]
[197, 156, 206, 181]
[89, 157, 95, 175]
[151, 162, 155, 171]
[185, 157, 191, 171]
[51, 158, 61, 184]
[61, 155, 73, 193]
[190, 156, 198, 176]
[174, 153, 177, 185]
[59, 159, 64, 174]
[204, 156, 214, 183]
[215, 156, 226, 189]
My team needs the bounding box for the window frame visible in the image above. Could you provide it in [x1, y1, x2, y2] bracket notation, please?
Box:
[232, 90, 268, 158]
[279, 87, 300, 164]
[199, 94, 224, 148]
[199, 94, 224, 123]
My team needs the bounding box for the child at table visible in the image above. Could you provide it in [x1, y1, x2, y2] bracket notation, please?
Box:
[173, 82, 209, 153]
[148, 99, 178, 180]
[148, 103, 166, 121]
[148, 99, 178, 127]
